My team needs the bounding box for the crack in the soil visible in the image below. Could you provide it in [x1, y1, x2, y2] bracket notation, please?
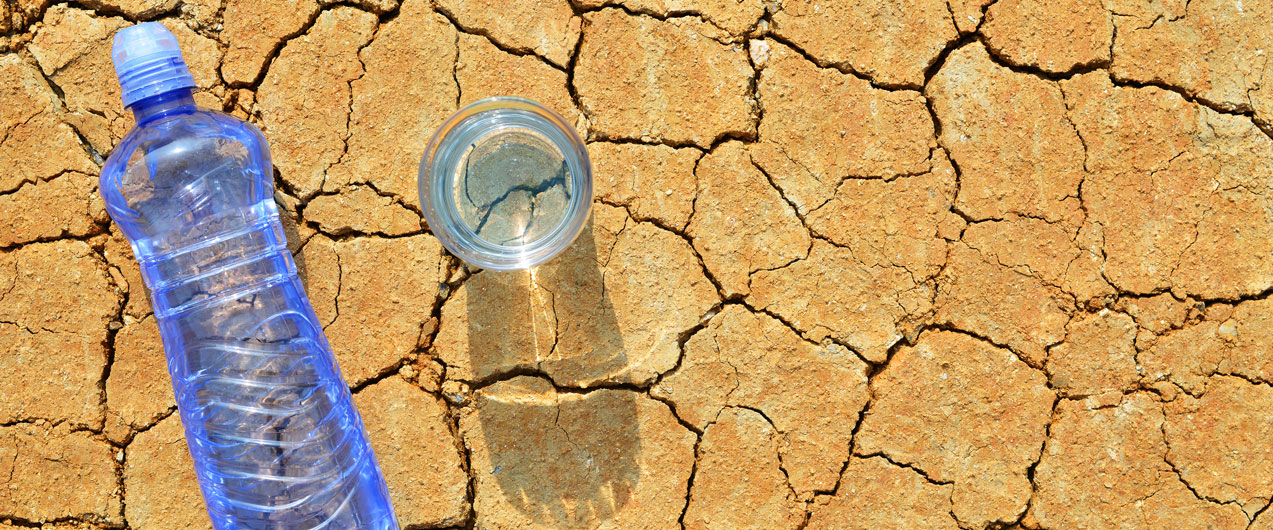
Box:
[432, 0, 568, 70]
[1158, 399, 1250, 510]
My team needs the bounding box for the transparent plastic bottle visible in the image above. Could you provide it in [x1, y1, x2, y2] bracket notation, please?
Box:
[100, 23, 398, 529]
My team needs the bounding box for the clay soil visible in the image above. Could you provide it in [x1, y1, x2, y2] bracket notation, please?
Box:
[3, 0, 1273, 528]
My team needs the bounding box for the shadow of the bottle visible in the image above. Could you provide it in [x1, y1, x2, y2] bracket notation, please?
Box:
[463, 218, 641, 528]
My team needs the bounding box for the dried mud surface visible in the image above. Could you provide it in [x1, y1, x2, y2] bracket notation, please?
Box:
[3, 0, 1273, 528]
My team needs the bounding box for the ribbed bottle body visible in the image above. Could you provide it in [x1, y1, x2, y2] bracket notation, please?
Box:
[102, 101, 397, 530]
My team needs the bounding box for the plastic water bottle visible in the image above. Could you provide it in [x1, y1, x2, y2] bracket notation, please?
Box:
[100, 23, 398, 529]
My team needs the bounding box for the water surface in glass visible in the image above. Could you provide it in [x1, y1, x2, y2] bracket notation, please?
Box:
[452, 127, 572, 246]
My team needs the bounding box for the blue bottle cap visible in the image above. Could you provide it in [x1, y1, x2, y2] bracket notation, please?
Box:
[111, 22, 196, 108]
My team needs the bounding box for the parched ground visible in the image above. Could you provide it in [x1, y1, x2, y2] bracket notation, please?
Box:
[3, 0, 1273, 528]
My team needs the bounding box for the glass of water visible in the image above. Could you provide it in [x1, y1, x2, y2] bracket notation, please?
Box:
[419, 97, 592, 270]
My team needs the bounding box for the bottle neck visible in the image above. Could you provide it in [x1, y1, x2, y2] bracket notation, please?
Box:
[130, 89, 197, 125]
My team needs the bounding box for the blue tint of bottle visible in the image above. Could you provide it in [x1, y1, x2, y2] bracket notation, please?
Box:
[100, 23, 398, 530]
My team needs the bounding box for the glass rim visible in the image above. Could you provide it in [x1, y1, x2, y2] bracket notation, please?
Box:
[418, 97, 593, 271]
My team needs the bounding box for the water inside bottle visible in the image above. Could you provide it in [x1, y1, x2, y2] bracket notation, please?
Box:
[450, 127, 572, 246]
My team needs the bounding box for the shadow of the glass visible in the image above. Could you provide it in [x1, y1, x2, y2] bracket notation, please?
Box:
[464, 218, 641, 528]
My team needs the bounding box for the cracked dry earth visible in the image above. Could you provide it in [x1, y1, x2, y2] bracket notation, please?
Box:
[4, 0, 1273, 528]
